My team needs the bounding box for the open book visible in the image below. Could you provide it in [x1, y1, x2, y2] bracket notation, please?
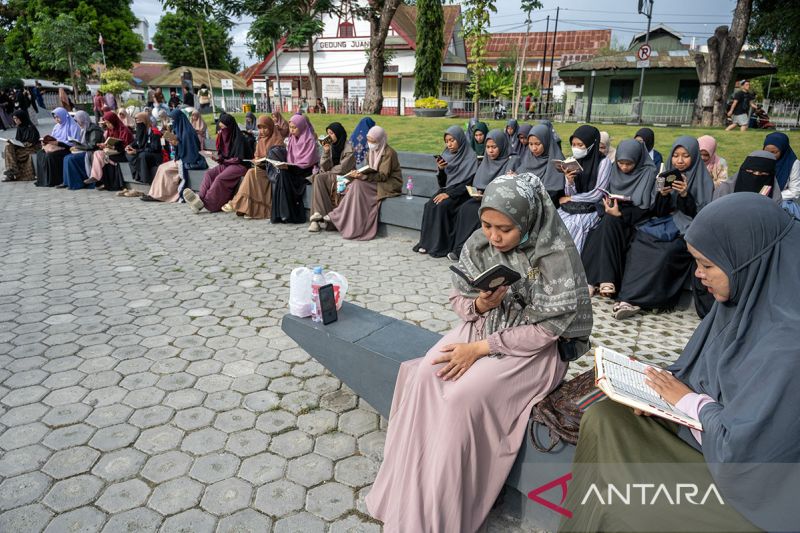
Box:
[553, 157, 583, 174]
[594, 346, 702, 430]
[449, 264, 521, 292]
[356, 164, 376, 174]
[597, 188, 632, 203]
[41, 135, 70, 148]
[0, 137, 25, 147]
[466, 186, 483, 199]
[249, 157, 295, 169]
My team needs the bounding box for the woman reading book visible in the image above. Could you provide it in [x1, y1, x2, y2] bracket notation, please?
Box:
[449, 129, 515, 260]
[142, 109, 208, 203]
[413, 125, 478, 257]
[182, 112, 252, 213]
[35, 107, 81, 187]
[562, 193, 800, 533]
[125, 111, 164, 186]
[367, 174, 592, 531]
[223, 115, 285, 219]
[270, 114, 319, 223]
[612, 136, 713, 320]
[62, 111, 104, 190]
[85, 111, 134, 192]
[510, 123, 565, 205]
[581, 140, 663, 299]
[308, 121, 355, 231]
[2, 110, 40, 182]
[324, 125, 402, 240]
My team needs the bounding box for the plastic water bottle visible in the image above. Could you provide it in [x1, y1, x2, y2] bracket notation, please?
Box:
[406, 177, 414, 199]
[310, 266, 325, 323]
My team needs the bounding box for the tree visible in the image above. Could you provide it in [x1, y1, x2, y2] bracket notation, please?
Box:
[693, 0, 753, 127]
[30, 14, 98, 100]
[748, 0, 800, 100]
[414, 0, 444, 99]
[461, 0, 496, 119]
[99, 67, 133, 97]
[153, 11, 240, 72]
[355, 0, 405, 114]
[4, 0, 141, 74]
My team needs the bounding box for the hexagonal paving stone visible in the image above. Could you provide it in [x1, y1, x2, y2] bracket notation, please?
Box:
[242, 390, 279, 412]
[253, 479, 305, 517]
[338, 409, 379, 437]
[181, 427, 227, 455]
[0, 471, 52, 511]
[204, 390, 243, 412]
[189, 452, 240, 484]
[0, 422, 49, 450]
[297, 410, 338, 436]
[287, 453, 333, 488]
[128, 405, 174, 429]
[255, 410, 296, 435]
[160, 509, 216, 533]
[0, 444, 51, 478]
[147, 476, 203, 515]
[84, 404, 134, 430]
[216, 509, 273, 533]
[122, 387, 165, 409]
[87, 423, 139, 452]
[225, 429, 270, 457]
[320, 389, 358, 413]
[230, 374, 268, 394]
[0, 402, 48, 427]
[200, 478, 252, 516]
[335, 455, 380, 488]
[156, 372, 197, 392]
[273, 511, 325, 533]
[164, 388, 206, 410]
[237, 452, 287, 485]
[141, 450, 193, 483]
[329, 514, 382, 533]
[41, 446, 100, 480]
[42, 423, 95, 450]
[96, 478, 150, 513]
[100, 507, 161, 533]
[42, 403, 92, 427]
[42, 474, 103, 512]
[119, 372, 159, 391]
[174, 406, 215, 431]
[213, 408, 255, 433]
[306, 481, 355, 521]
[134, 425, 184, 454]
[0, 503, 53, 533]
[43, 505, 106, 533]
[279, 391, 320, 415]
[91, 448, 147, 482]
[314, 432, 357, 461]
[269, 430, 313, 459]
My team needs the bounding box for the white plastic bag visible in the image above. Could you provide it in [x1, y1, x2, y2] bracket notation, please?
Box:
[324, 271, 348, 310]
[289, 267, 313, 317]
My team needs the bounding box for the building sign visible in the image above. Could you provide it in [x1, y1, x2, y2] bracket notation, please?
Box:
[315, 38, 371, 51]
[272, 81, 293, 98]
[347, 79, 366, 98]
[252, 79, 268, 94]
[322, 78, 344, 100]
[221, 78, 234, 90]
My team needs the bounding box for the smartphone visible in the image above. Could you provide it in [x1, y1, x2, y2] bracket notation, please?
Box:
[318, 284, 338, 325]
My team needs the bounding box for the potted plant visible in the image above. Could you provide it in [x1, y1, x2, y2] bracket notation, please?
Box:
[413, 97, 448, 117]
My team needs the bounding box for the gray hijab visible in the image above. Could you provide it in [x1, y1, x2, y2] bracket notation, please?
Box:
[670, 193, 800, 531]
[664, 135, 714, 234]
[454, 174, 593, 340]
[713, 150, 782, 204]
[539, 119, 562, 150]
[608, 139, 657, 210]
[473, 129, 514, 189]
[513, 123, 565, 191]
[441, 125, 478, 188]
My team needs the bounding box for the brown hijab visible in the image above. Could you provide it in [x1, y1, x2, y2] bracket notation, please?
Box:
[255, 115, 284, 158]
[272, 111, 289, 138]
[190, 110, 207, 137]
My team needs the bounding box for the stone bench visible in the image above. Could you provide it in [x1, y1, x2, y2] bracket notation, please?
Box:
[281, 302, 575, 532]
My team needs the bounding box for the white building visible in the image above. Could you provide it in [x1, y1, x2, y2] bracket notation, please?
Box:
[240, 1, 468, 114]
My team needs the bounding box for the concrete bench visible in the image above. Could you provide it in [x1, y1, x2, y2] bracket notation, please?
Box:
[281, 302, 575, 531]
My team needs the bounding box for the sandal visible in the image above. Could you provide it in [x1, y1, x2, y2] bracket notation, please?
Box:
[613, 302, 640, 320]
[310, 212, 323, 222]
[182, 189, 204, 213]
[221, 202, 234, 213]
[588, 285, 597, 297]
[116, 190, 128, 197]
[599, 283, 616, 298]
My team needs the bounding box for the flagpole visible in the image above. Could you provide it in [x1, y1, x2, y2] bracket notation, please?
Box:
[99, 34, 107, 71]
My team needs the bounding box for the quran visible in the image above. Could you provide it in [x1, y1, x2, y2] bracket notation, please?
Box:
[466, 186, 483, 198]
[356, 164, 376, 174]
[553, 157, 583, 174]
[594, 346, 702, 430]
[0, 137, 25, 147]
[449, 264, 521, 292]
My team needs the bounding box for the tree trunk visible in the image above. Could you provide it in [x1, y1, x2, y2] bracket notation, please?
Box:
[692, 0, 752, 126]
[67, 50, 78, 104]
[363, 0, 403, 114]
[307, 35, 320, 100]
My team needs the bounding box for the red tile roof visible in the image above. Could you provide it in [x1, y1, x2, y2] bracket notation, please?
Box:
[482, 29, 611, 62]
[132, 63, 170, 84]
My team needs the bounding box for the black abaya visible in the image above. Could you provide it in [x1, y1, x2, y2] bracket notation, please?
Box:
[126, 151, 163, 184]
[35, 149, 70, 187]
[99, 153, 129, 191]
[272, 165, 312, 223]
[451, 198, 482, 257]
[581, 205, 651, 287]
[415, 168, 470, 257]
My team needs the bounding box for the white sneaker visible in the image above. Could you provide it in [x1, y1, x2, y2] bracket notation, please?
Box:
[322, 214, 331, 223]
[310, 212, 323, 222]
[308, 221, 320, 232]
[182, 189, 204, 213]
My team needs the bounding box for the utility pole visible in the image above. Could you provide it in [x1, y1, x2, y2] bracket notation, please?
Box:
[273, 39, 284, 112]
[636, 0, 654, 123]
[538, 16, 550, 117]
[513, 10, 533, 120]
[546, 6, 559, 114]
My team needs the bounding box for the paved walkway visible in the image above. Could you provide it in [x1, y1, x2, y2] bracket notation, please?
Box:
[0, 156, 700, 531]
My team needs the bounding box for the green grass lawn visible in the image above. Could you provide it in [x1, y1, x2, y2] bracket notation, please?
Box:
[209, 113, 800, 172]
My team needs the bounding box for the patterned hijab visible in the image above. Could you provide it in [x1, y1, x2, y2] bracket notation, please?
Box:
[455, 174, 593, 339]
[441, 125, 478, 188]
[665, 136, 714, 234]
[513, 123, 565, 191]
[473, 129, 513, 189]
[255, 115, 284, 159]
[470, 121, 489, 157]
[350, 116, 376, 167]
[286, 114, 319, 168]
[609, 139, 657, 210]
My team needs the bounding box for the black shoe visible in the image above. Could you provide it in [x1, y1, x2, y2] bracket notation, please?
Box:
[447, 252, 459, 261]
[140, 195, 157, 202]
[55, 184, 67, 189]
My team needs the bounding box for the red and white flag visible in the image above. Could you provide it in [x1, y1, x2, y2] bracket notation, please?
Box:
[98, 34, 105, 46]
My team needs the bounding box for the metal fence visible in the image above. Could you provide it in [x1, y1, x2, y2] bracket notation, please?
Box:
[766, 100, 800, 128]
[573, 99, 696, 126]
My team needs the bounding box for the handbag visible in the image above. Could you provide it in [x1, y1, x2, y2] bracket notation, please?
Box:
[529, 368, 605, 451]
[638, 215, 680, 242]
